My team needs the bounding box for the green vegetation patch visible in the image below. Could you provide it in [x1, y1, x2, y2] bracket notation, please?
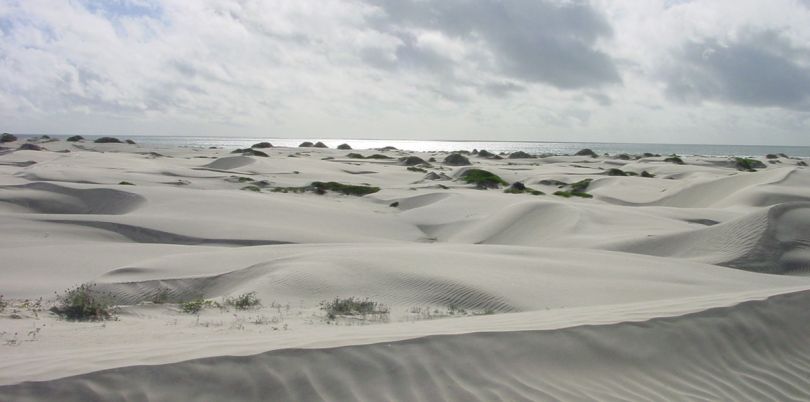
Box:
[734, 157, 766, 172]
[570, 178, 592, 193]
[224, 292, 261, 310]
[664, 155, 685, 165]
[312, 181, 380, 196]
[606, 168, 628, 176]
[461, 169, 508, 189]
[179, 298, 220, 314]
[554, 190, 593, 199]
[321, 297, 389, 320]
[50, 283, 115, 321]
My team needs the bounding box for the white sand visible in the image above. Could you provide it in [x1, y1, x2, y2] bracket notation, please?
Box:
[2, 139, 810, 400]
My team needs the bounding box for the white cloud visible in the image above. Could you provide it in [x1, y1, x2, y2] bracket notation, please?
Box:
[0, 0, 809, 144]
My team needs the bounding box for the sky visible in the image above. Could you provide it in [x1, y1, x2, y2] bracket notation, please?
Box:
[1, 0, 810, 145]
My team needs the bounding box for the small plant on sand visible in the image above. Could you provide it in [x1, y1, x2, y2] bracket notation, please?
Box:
[179, 297, 220, 314]
[224, 292, 261, 310]
[554, 190, 593, 199]
[50, 283, 115, 321]
[461, 169, 508, 189]
[241, 185, 261, 192]
[606, 168, 628, 176]
[734, 157, 766, 172]
[118, 181, 134, 185]
[0, 295, 7, 312]
[321, 297, 389, 320]
[407, 166, 428, 173]
[664, 155, 685, 165]
[570, 178, 592, 193]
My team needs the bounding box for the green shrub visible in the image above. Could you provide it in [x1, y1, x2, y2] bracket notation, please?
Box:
[118, 181, 134, 185]
[554, 190, 593, 199]
[461, 169, 508, 189]
[570, 178, 592, 193]
[179, 298, 219, 314]
[641, 170, 655, 178]
[734, 157, 766, 171]
[606, 168, 628, 176]
[321, 297, 389, 320]
[50, 284, 115, 321]
[241, 185, 261, 192]
[0, 294, 7, 312]
[224, 292, 261, 310]
[664, 156, 684, 165]
[407, 166, 427, 173]
[346, 153, 365, 159]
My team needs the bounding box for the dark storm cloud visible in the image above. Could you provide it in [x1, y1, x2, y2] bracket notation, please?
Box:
[665, 30, 810, 109]
[363, 0, 621, 90]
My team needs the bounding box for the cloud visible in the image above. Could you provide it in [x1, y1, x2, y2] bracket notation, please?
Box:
[364, 0, 621, 90]
[0, 0, 809, 145]
[665, 30, 810, 109]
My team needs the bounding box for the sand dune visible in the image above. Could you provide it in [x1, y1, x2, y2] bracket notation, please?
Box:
[2, 140, 809, 400]
[0, 182, 145, 214]
[606, 202, 810, 273]
[3, 290, 809, 402]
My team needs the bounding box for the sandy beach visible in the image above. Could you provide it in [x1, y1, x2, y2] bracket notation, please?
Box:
[0, 137, 808, 400]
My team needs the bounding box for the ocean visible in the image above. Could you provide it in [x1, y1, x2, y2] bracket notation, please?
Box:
[15, 134, 810, 158]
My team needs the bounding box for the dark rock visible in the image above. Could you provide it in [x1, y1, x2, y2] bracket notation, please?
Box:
[509, 182, 526, 191]
[641, 170, 655, 178]
[616, 153, 631, 160]
[298, 141, 314, 147]
[444, 153, 471, 166]
[18, 143, 44, 151]
[243, 149, 269, 157]
[400, 156, 428, 166]
[378, 146, 398, 151]
[66, 135, 84, 142]
[251, 142, 273, 149]
[125, 139, 136, 144]
[575, 148, 598, 158]
[94, 137, 123, 143]
[508, 151, 533, 159]
[1, 133, 17, 143]
[313, 141, 328, 148]
[337, 143, 352, 150]
[798, 161, 808, 167]
[389, 201, 399, 208]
